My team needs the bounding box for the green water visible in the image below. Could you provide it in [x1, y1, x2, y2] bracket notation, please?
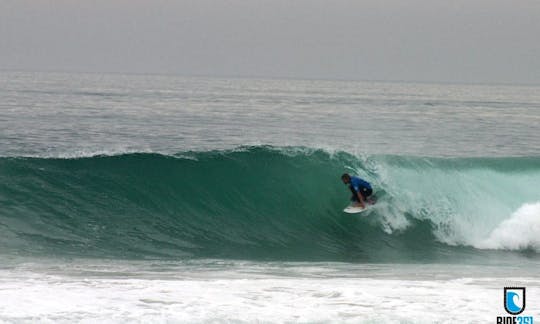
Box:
[2, 147, 538, 262]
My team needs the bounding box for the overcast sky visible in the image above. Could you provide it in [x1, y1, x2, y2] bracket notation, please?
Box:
[1, 0, 539, 84]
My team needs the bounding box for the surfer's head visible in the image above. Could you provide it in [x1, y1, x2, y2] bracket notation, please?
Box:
[341, 173, 351, 184]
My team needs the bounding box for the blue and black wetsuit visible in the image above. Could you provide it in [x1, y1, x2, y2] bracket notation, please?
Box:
[349, 176, 372, 202]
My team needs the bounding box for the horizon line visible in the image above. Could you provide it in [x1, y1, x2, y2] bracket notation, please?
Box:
[1, 67, 539, 88]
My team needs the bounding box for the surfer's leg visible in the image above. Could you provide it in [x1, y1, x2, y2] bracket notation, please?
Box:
[361, 188, 375, 204]
[360, 187, 372, 199]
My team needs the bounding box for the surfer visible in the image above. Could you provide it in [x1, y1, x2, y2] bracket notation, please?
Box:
[341, 173, 373, 209]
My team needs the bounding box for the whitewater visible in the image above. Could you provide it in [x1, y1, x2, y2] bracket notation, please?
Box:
[1, 72, 539, 322]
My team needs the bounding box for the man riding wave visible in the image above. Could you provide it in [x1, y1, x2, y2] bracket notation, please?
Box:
[341, 173, 373, 209]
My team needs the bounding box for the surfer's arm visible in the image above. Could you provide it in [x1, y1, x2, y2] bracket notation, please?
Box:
[356, 191, 366, 208]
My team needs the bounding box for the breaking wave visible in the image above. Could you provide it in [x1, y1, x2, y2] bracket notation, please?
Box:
[1, 146, 539, 261]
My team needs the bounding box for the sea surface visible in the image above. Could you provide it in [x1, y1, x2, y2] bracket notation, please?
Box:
[1, 71, 539, 323]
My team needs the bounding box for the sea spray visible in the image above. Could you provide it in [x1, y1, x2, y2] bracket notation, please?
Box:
[476, 202, 540, 251]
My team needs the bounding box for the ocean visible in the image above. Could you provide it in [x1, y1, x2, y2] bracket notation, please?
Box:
[1, 71, 539, 323]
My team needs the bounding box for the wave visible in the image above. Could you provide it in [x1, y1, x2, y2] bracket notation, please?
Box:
[0, 146, 539, 261]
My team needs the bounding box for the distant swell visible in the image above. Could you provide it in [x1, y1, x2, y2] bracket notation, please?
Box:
[1, 146, 539, 261]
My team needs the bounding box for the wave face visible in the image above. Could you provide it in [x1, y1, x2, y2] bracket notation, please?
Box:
[1, 147, 539, 261]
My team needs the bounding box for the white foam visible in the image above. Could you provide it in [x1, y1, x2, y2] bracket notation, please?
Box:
[1, 261, 537, 323]
[13, 147, 154, 159]
[476, 202, 540, 251]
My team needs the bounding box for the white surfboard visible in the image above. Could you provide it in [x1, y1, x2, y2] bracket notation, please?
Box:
[343, 205, 368, 214]
[344, 196, 377, 214]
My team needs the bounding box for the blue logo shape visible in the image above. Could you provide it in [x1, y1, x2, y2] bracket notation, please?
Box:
[504, 287, 526, 315]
